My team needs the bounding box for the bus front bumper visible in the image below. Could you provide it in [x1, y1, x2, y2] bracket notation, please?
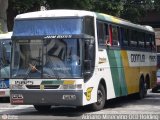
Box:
[10, 90, 83, 106]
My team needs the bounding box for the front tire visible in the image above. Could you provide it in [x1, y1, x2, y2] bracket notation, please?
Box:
[90, 84, 106, 111]
[34, 105, 51, 112]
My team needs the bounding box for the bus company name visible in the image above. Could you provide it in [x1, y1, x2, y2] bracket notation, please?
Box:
[131, 54, 156, 63]
[44, 35, 72, 39]
[149, 55, 156, 62]
[131, 54, 145, 62]
[15, 81, 34, 85]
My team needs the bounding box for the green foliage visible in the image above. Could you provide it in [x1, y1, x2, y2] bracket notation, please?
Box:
[120, 0, 156, 22]
[154, 0, 160, 11]
[45, 0, 123, 17]
[45, 0, 93, 10]
[91, 0, 124, 17]
[7, 0, 160, 27]
[9, 0, 45, 13]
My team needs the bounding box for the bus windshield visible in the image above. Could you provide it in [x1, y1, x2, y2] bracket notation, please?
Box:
[11, 39, 82, 79]
[0, 40, 11, 78]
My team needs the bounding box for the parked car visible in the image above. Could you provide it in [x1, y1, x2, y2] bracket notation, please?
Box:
[152, 69, 160, 92]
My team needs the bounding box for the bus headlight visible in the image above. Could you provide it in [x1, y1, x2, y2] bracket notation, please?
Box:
[10, 84, 25, 90]
[59, 84, 82, 90]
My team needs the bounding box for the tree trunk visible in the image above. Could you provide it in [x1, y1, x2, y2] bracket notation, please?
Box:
[0, 0, 8, 33]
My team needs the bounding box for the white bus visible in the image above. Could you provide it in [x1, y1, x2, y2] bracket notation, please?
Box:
[0, 32, 12, 98]
[10, 10, 156, 111]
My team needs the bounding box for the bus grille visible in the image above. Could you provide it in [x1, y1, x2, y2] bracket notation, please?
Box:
[26, 85, 59, 89]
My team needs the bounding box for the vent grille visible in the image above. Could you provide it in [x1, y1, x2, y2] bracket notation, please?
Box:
[26, 85, 59, 89]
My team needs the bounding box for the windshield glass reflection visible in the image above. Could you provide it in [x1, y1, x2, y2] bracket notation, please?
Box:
[0, 40, 11, 78]
[11, 39, 82, 78]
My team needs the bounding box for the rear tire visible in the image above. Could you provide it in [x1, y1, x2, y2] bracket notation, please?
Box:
[34, 105, 51, 112]
[90, 84, 106, 111]
[136, 78, 147, 99]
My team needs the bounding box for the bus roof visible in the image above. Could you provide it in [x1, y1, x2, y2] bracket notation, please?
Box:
[0, 32, 12, 39]
[15, 9, 154, 33]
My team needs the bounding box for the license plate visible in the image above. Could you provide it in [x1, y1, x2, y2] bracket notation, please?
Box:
[0, 91, 5, 96]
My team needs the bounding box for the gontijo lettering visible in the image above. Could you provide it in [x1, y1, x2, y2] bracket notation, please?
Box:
[131, 54, 145, 62]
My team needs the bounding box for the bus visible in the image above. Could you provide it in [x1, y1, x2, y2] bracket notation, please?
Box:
[0, 32, 12, 99]
[10, 10, 157, 111]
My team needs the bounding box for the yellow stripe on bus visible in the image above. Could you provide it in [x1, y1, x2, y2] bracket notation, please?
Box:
[121, 50, 156, 94]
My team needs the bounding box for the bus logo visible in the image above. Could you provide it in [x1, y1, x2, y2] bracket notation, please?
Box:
[99, 57, 107, 64]
[84, 87, 93, 101]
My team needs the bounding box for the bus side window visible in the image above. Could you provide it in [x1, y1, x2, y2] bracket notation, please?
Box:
[97, 21, 110, 46]
[97, 21, 105, 45]
[145, 34, 151, 50]
[84, 17, 95, 37]
[146, 34, 156, 52]
[104, 24, 109, 45]
[151, 34, 156, 52]
[121, 28, 129, 47]
[130, 30, 138, 48]
[138, 32, 145, 48]
[111, 25, 119, 46]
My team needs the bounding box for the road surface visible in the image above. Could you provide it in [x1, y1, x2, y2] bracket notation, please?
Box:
[0, 90, 159, 120]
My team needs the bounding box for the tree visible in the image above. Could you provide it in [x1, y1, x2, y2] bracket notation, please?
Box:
[0, 0, 8, 33]
[153, 0, 160, 11]
[91, 0, 124, 17]
[6, 0, 160, 31]
[7, 0, 45, 31]
[121, 0, 154, 22]
[45, 0, 93, 10]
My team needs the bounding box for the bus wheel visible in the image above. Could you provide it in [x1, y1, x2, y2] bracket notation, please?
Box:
[90, 84, 105, 111]
[137, 78, 147, 99]
[34, 105, 51, 112]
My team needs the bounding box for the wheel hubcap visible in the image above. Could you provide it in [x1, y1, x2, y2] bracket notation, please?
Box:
[97, 90, 103, 105]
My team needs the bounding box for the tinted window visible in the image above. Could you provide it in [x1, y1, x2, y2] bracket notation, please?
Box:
[97, 22, 105, 45]
[121, 28, 129, 47]
[84, 17, 94, 36]
[130, 30, 138, 47]
[111, 25, 119, 46]
[138, 32, 145, 48]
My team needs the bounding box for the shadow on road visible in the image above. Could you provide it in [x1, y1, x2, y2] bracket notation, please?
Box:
[18, 105, 95, 117]
[104, 91, 160, 109]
